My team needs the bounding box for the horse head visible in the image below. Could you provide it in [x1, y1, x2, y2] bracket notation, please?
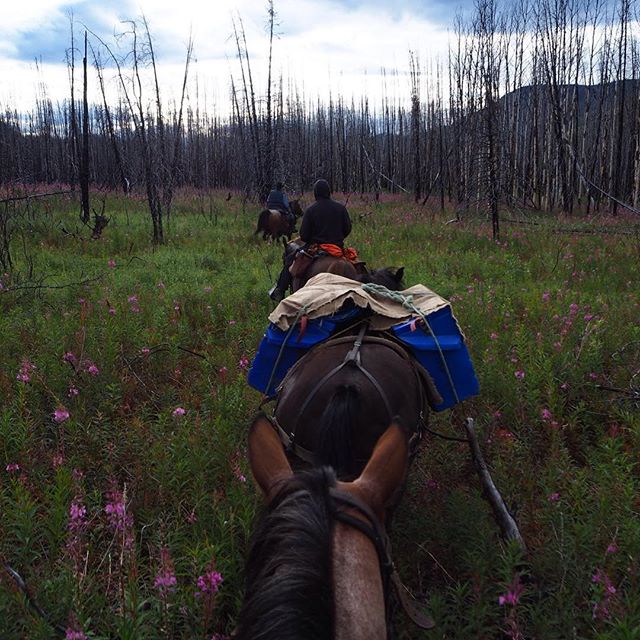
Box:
[237, 415, 409, 640]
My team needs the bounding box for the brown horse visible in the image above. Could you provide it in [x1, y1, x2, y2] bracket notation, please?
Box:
[271, 323, 441, 479]
[285, 239, 405, 293]
[236, 415, 409, 640]
[255, 199, 303, 242]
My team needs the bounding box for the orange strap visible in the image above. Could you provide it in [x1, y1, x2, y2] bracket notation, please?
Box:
[318, 243, 359, 263]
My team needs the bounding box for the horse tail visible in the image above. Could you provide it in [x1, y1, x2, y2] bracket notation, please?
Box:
[317, 384, 359, 476]
[255, 209, 269, 235]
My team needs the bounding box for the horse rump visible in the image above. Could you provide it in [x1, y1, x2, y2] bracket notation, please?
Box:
[255, 209, 270, 235]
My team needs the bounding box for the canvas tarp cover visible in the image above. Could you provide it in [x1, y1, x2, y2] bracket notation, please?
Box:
[268, 273, 452, 331]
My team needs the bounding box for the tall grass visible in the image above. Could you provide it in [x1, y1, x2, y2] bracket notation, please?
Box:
[1, 190, 638, 638]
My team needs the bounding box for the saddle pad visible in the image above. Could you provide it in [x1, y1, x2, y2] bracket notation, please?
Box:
[268, 273, 453, 331]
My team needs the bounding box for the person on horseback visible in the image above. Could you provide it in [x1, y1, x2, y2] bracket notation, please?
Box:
[269, 179, 353, 302]
[266, 182, 295, 230]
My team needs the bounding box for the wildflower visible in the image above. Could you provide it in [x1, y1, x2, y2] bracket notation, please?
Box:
[186, 509, 197, 524]
[172, 407, 186, 417]
[141, 347, 150, 355]
[68, 385, 79, 398]
[238, 355, 250, 370]
[606, 543, 618, 554]
[128, 295, 138, 304]
[65, 629, 87, 640]
[204, 286, 213, 293]
[68, 501, 87, 531]
[16, 358, 36, 383]
[6, 463, 20, 473]
[228, 320, 236, 326]
[54, 407, 70, 423]
[52, 453, 64, 468]
[514, 370, 525, 380]
[154, 548, 177, 597]
[498, 576, 524, 606]
[490, 332, 498, 340]
[63, 352, 77, 365]
[108, 259, 116, 268]
[542, 292, 550, 301]
[108, 307, 116, 316]
[78, 298, 85, 305]
[589, 372, 598, 380]
[569, 303, 579, 315]
[173, 301, 180, 312]
[584, 314, 594, 322]
[541, 408, 553, 421]
[84, 361, 100, 376]
[195, 569, 224, 597]
[157, 281, 165, 289]
[548, 492, 561, 502]
[105, 487, 134, 549]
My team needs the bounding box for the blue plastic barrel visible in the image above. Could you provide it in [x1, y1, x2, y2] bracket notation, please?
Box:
[391, 306, 479, 411]
[248, 318, 336, 396]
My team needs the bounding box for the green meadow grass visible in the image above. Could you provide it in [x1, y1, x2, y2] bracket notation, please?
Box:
[1, 190, 639, 638]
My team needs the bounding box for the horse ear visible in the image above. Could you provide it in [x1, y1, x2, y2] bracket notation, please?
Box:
[353, 422, 408, 518]
[394, 267, 405, 282]
[248, 414, 293, 503]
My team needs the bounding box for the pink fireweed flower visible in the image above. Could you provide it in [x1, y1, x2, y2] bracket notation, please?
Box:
[16, 358, 36, 383]
[541, 408, 553, 421]
[108, 259, 116, 268]
[606, 543, 618, 554]
[490, 332, 498, 340]
[127, 295, 138, 304]
[52, 453, 64, 468]
[63, 352, 77, 365]
[514, 370, 525, 380]
[154, 548, 177, 597]
[498, 576, 524, 606]
[238, 355, 250, 370]
[569, 303, 579, 315]
[105, 487, 134, 549]
[195, 570, 224, 597]
[548, 492, 561, 502]
[542, 291, 550, 301]
[54, 407, 70, 423]
[82, 360, 100, 376]
[68, 501, 87, 531]
[172, 407, 186, 417]
[157, 281, 165, 289]
[68, 385, 79, 398]
[228, 320, 236, 326]
[108, 307, 116, 315]
[584, 314, 594, 322]
[6, 463, 20, 473]
[141, 347, 150, 355]
[65, 629, 87, 640]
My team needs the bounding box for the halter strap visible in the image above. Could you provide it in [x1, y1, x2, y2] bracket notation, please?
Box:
[329, 488, 435, 631]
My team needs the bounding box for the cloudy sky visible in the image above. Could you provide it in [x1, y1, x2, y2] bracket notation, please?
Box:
[1, 0, 475, 114]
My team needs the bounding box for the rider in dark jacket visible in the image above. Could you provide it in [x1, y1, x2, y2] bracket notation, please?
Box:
[299, 179, 351, 247]
[266, 182, 290, 215]
[269, 179, 352, 302]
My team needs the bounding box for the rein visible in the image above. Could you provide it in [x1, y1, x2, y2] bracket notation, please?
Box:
[329, 488, 435, 632]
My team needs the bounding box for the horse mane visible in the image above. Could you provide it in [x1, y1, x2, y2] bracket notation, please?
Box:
[235, 467, 337, 640]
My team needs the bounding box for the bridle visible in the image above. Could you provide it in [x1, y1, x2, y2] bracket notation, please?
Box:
[329, 486, 435, 633]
